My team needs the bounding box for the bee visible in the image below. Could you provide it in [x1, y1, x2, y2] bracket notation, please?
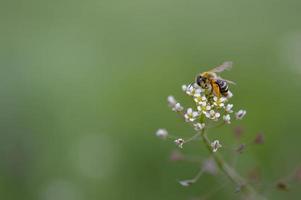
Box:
[195, 61, 235, 97]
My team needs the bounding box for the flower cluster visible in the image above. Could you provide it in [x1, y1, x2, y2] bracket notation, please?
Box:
[157, 82, 248, 152]
[157, 83, 248, 152]
[180, 83, 246, 129]
[154, 70, 272, 199]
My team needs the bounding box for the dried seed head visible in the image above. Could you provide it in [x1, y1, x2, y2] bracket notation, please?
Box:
[236, 144, 246, 154]
[247, 167, 261, 183]
[276, 181, 289, 191]
[233, 126, 244, 139]
[170, 150, 184, 161]
[295, 166, 301, 181]
[254, 132, 264, 144]
[202, 158, 218, 175]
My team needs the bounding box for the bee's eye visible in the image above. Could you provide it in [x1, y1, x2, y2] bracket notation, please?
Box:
[196, 76, 203, 86]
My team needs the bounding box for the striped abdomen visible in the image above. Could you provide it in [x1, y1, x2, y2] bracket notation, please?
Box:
[215, 79, 228, 96]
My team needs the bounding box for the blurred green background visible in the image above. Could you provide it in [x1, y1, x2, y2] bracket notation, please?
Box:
[1, 0, 301, 199]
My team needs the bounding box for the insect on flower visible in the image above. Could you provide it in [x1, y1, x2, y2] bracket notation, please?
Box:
[153, 61, 266, 199]
[195, 61, 236, 97]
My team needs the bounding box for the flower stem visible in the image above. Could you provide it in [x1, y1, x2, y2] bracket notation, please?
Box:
[200, 130, 267, 200]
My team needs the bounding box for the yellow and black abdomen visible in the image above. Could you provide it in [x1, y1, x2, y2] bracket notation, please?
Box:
[215, 79, 228, 96]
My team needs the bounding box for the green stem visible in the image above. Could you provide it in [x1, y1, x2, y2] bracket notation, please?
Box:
[200, 129, 267, 200]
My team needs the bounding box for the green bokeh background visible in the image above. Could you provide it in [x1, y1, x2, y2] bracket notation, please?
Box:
[1, 0, 301, 199]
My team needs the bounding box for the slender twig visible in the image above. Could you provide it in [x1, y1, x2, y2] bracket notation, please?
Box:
[200, 129, 267, 200]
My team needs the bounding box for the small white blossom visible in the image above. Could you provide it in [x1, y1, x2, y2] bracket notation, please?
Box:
[213, 96, 227, 108]
[235, 109, 247, 120]
[174, 138, 184, 148]
[184, 85, 196, 96]
[167, 96, 183, 112]
[194, 95, 207, 105]
[193, 123, 205, 131]
[197, 103, 211, 115]
[156, 129, 168, 139]
[179, 179, 194, 187]
[167, 95, 177, 107]
[184, 108, 199, 122]
[211, 140, 222, 152]
[184, 84, 202, 97]
[193, 88, 203, 97]
[193, 88, 203, 98]
[223, 114, 231, 124]
[226, 90, 233, 98]
[225, 104, 233, 113]
[205, 110, 220, 121]
[172, 103, 184, 112]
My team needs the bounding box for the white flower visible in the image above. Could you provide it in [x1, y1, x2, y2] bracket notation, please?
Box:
[184, 108, 199, 122]
[226, 91, 233, 98]
[172, 103, 184, 112]
[223, 114, 231, 124]
[193, 89, 203, 98]
[184, 85, 195, 96]
[211, 140, 222, 152]
[235, 109, 247, 120]
[225, 104, 233, 113]
[194, 95, 207, 105]
[156, 129, 168, 139]
[179, 179, 194, 187]
[174, 138, 184, 148]
[167, 95, 177, 107]
[205, 110, 220, 121]
[213, 96, 227, 108]
[184, 84, 202, 97]
[197, 103, 211, 115]
[193, 123, 205, 131]
[167, 96, 183, 112]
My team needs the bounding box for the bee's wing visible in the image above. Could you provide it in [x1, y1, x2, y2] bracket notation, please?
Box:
[209, 61, 233, 73]
[217, 76, 236, 85]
